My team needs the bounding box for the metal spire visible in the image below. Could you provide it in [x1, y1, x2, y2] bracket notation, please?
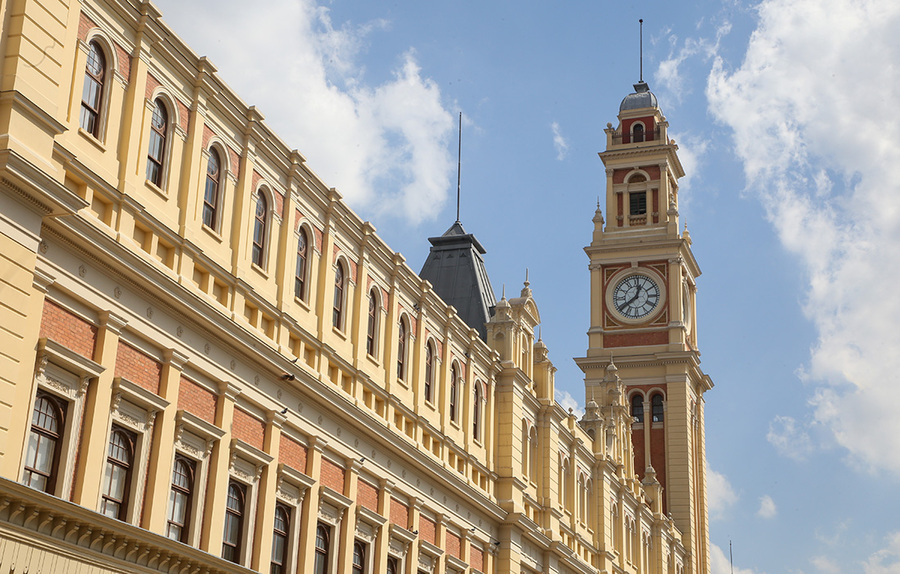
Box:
[639, 19, 644, 82]
[456, 112, 462, 224]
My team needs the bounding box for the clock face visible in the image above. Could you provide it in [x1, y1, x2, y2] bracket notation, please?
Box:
[612, 274, 661, 319]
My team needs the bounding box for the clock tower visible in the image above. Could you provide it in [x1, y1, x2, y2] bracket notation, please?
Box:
[576, 81, 713, 574]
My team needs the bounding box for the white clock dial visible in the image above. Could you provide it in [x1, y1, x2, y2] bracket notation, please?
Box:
[612, 274, 660, 319]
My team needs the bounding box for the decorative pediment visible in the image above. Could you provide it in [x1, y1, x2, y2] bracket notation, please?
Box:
[229, 438, 273, 484]
[417, 540, 444, 574]
[388, 523, 416, 558]
[276, 463, 315, 506]
[318, 487, 352, 526]
[355, 505, 386, 543]
[35, 338, 104, 398]
[112, 377, 170, 433]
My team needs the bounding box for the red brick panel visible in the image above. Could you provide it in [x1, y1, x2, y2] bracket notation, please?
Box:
[357, 480, 379, 513]
[275, 191, 285, 220]
[114, 42, 130, 81]
[232, 408, 265, 451]
[446, 532, 461, 559]
[419, 516, 436, 545]
[471, 546, 484, 572]
[145, 72, 161, 100]
[203, 125, 215, 149]
[252, 170, 263, 192]
[176, 99, 190, 133]
[604, 331, 668, 348]
[229, 146, 241, 179]
[651, 426, 667, 514]
[314, 227, 324, 253]
[390, 499, 409, 528]
[320, 458, 345, 493]
[114, 342, 161, 394]
[616, 193, 624, 226]
[632, 427, 646, 481]
[77, 12, 97, 42]
[177, 377, 217, 424]
[39, 300, 97, 360]
[279, 435, 308, 474]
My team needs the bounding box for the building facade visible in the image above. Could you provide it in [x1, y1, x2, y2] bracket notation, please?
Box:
[0, 1, 711, 573]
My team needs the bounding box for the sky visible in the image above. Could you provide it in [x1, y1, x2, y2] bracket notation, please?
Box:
[150, 1, 900, 572]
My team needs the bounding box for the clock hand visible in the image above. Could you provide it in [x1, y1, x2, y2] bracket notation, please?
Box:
[618, 287, 642, 311]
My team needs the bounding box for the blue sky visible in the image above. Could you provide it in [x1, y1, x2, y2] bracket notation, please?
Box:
[152, 1, 900, 572]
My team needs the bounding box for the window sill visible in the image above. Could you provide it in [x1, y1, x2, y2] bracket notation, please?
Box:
[331, 326, 347, 340]
[365, 353, 380, 368]
[144, 179, 168, 200]
[201, 224, 224, 243]
[293, 295, 311, 313]
[250, 262, 269, 279]
[78, 127, 107, 151]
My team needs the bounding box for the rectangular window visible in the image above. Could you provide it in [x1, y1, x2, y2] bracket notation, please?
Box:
[23, 392, 66, 493]
[630, 192, 647, 216]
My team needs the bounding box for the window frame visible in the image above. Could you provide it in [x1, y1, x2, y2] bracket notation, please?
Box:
[270, 503, 290, 574]
[222, 480, 247, 563]
[22, 391, 66, 494]
[295, 228, 310, 301]
[166, 455, 195, 543]
[473, 381, 484, 443]
[146, 98, 169, 188]
[79, 40, 107, 138]
[651, 393, 665, 423]
[252, 189, 269, 268]
[366, 289, 379, 357]
[202, 148, 222, 230]
[314, 522, 331, 574]
[631, 393, 645, 424]
[449, 363, 459, 423]
[424, 341, 434, 403]
[100, 425, 137, 521]
[397, 316, 409, 382]
[631, 121, 645, 143]
[333, 261, 346, 330]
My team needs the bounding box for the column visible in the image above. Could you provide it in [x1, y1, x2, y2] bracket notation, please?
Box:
[297, 436, 327, 572]
[250, 410, 285, 571]
[199, 380, 239, 553]
[143, 348, 189, 532]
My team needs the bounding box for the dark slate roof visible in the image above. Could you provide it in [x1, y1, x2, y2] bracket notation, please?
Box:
[419, 221, 496, 340]
[619, 81, 658, 112]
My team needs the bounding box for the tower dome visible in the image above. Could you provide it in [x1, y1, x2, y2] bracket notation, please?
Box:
[619, 81, 658, 112]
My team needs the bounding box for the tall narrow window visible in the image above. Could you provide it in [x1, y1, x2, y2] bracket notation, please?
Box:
[314, 523, 330, 574]
[222, 481, 245, 563]
[166, 456, 194, 542]
[23, 392, 65, 493]
[252, 191, 268, 267]
[80, 41, 105, 137]
[295, 230, 309, 300]
[529, 426, 538, 481]
[146, 99, 168, 186]
[387, 557, 399, 574]
[101, 427, 135, 520]
[449, 364, 459, 422]
[352, 541, 366, 574]
[203, 149, 221, 229]
[366, 290, 377, 356]
[397, 318, 408, 381]
[651, 394, 664, 422]
[631, 394, 644, 423]
[424, 342, 434, 402]
[271, 504, 290, 574]
[332, 262, 344, 329]
[632, 123, 645, 142]
[473, 382, 483, 441]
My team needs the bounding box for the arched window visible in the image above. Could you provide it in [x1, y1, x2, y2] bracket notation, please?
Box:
[366, 290, 378, 356]
[352, 541, 366, 574]
[146, 99, 168, 187]
[578, 473, 587, 521]
[222, 481, 245, 562]
[23, 392, 64, 493]
[271, 504, 290, 573]
[529, 426, 539, 481]
[80, 41, 106, 137]
[203, 149, 221, 229]
[473, 382, 483, 441]
[397, 318, 408, 381]
[252, 191, 268, 267]
[295, 229, 309, 300]
[101, 427, 135, 520]
[631, 394, 644, 423]
[386, 557, 399, 574]
[332, 262, 345, 329]
[166, 456, 194, 541]
[562, 457, 571, 507]
[651, 394, 664, 422]
[424, 342, 434, 402]
[314, 523, 330, 574]
[585, 478, 594, 525]
[632, 122, 645, 143]
[449, 364, 459, 422]
[521, 421, 530, 476]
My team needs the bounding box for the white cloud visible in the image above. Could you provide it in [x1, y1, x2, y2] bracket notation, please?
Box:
[811, 556, 841, 574]
[555, 389, 584, 418]
[864, 532, 900, 574]
[711, 543, 761, 574]
[153, 0, 453, 225]
[757, 495, 777, 519]
[708, 0, 900, 477]
[655, 21, 731, 102]
[706, 464, 738, 520]
[551, 122, 569, 160]
[766, 415, 815, 461]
